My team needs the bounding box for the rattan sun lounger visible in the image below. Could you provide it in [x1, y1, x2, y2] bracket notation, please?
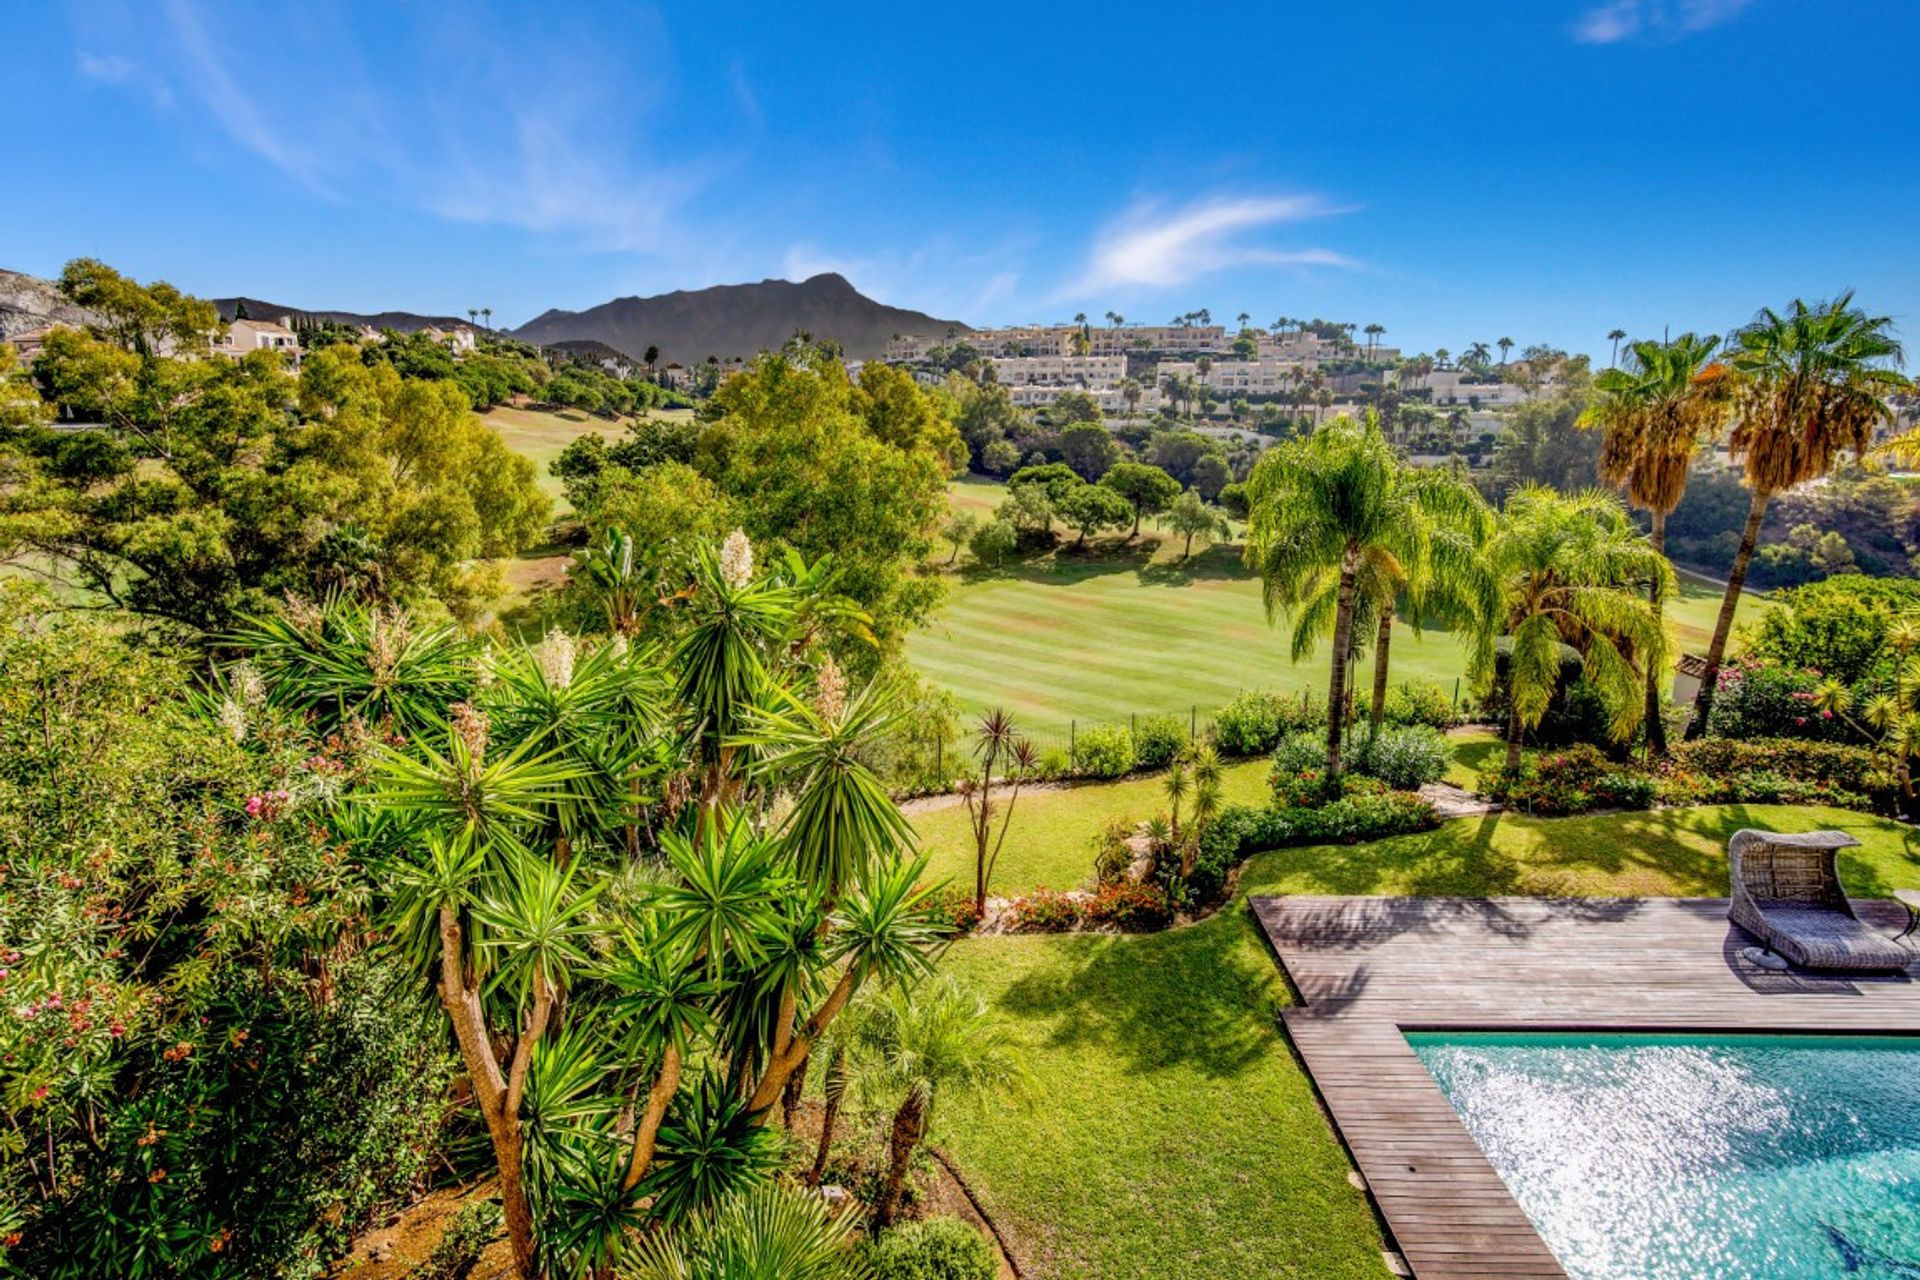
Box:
[1728, 829, 1913, 973]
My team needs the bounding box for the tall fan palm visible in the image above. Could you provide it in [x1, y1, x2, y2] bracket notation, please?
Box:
[1579, 334, 1730, 754]
[1690, 294, 1909, 738]
[1243, 416, 1483, 775]
[1481, 487, 1673, 770]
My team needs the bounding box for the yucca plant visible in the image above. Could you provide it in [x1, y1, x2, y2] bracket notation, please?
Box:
[227, 595, 474, 738]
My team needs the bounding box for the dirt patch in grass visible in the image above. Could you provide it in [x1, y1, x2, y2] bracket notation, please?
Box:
[331, 1182, 512, 1280]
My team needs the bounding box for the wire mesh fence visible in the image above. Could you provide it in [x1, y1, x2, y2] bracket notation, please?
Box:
[919, 679, 1474, 783]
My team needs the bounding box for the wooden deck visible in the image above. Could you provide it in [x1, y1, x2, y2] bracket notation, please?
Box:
[1249, 896, 1920, 1280]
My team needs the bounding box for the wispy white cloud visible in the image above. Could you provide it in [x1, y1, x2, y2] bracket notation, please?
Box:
[160, 0, 338, 198]
[728, 61, 763, 127]
[89, 2, 716, 256]
[1064, 193, 1355, 298]
[1572, 0, 1755, 44]
[76, 51, 136, 83]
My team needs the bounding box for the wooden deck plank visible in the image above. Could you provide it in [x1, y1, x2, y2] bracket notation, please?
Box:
[1249, 895, 1920, 1280]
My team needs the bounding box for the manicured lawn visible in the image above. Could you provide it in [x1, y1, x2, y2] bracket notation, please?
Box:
[482, 404, 697, 503]
[1243, 802, 1920, 899]
[1443, 728, 1504, 788]
[932, 799, 1919, 1279]
[938, 921, 1387, 1280]
[911, 759, 1272, 894]
[910, 480, 1767, 736]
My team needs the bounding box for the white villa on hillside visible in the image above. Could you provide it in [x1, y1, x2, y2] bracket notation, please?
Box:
[212, 316, 300, 362]
[422, 325, 478, 354]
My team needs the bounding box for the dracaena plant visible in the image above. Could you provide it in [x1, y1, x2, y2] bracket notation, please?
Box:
[335, 533, 940, 1279]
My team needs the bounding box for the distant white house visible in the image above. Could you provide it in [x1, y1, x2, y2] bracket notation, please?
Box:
[422, 325, 478, 354]
[212, 316, 300, 363]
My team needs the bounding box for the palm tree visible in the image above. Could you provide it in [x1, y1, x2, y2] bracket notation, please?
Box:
[1359, 467, 1494, 728]
[1607, 328, 1628, 367]
[1465, 341, 1492, 368]
[847, 977, 1032, 1227]
[1579, 334, 1730, 754]
[1497, 337, 1513, 365]
[468, 308, 480, 329]
[627, 1181, 864, 1280]
[1364, 323, 1386, 359]
[1120, 376, 1143, 416]
[1244, 416, 1479, 776]
[1237, 311, 1252, 331]
[1480, 487, 1672, 770]
[1691, 294, 1909, 737]
[481, 306, 492, 331]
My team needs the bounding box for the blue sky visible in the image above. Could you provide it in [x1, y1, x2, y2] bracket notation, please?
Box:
[6, 1, 1918, 358]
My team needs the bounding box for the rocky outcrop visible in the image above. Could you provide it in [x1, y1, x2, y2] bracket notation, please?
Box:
[0, 269, 95, 340]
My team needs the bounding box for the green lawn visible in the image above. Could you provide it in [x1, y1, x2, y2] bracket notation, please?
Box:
[481, 404, 697, 503]
[911, 759, 1273, 893]
[928, 797, 1920, 1279]
[909, 478, 1769, 735]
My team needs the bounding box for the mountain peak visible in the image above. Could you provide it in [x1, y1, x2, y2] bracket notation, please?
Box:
[509, 275, 966, 363]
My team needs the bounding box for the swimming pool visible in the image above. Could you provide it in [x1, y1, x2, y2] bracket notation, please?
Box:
[1408, 1032, 1920, 1280]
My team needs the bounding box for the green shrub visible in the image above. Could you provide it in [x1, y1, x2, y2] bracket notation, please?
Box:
[967, 517, 1019, 566]
[1380, 681, 1461, 730]
[865, 1216, 998, 1280]
[1349, 726, 1450, 791]
[1086, 880, 1174, 931]
[1705, 657, 1856, 743]
[1090, 817, 1137, 886]
[1484, 745, 1655, 815]
[1072, 724, 1135, 778]
[1270, 729, 1327, 777]
[1182, 790, 1439, 905]
[1660, 737, 1890, 812]
[927, 885, 984, 935]
[1008, 888, 1083, 932]
[1133, 714, 1188, 769]
[1213, 689, 1321, 756]
[1035, 748, 1072, 779]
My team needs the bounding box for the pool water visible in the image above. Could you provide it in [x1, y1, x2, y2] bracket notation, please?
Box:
[1408, 1032, 1920, 1280]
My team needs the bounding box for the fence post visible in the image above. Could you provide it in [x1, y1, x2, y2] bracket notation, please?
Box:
[936, 735, 943, 783]
[1131, 712, 1136, 740]
[1453, 677, 1460, 709]
[1191, 705, 1197, 739]
[1070, 720, 1076, 761]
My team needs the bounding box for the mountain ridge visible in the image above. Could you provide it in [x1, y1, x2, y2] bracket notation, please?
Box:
[508, 272, 968, 363]
[3, 267, 970, 365]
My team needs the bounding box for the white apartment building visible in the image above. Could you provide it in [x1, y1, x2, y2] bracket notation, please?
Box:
[1408, 368, 1532, 406]
[1007, 383, 1159, 413]
[1086, 325, 1227, 356]
[987, 354, 1127, 389]
[1157, 358, 1307, 395]
[1253, 333, 1341, 362]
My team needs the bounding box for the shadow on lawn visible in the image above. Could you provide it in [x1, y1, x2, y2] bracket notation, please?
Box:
[1243, 804, 1920, 900]
[992, 913, 1279, 1080]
